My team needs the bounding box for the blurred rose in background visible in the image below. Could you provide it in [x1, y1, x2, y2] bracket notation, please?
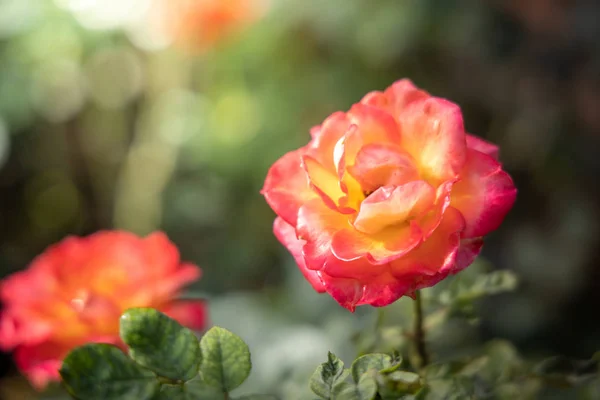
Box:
[0, 231, 206, 390]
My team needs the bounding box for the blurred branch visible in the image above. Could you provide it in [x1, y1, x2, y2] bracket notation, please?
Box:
[113, 51, 194, 234]
[64, 119, 102, 229]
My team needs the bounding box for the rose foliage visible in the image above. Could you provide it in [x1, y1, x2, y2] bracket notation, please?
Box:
[58, 300, 600, 400]
[262, 79, 517, 311]
[60, 307, 274, 400]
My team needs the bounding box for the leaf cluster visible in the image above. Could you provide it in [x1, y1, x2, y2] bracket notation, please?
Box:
[59, 308, 275, 400]
[310, 341, 600, 400]
[310, 352, 422, 400]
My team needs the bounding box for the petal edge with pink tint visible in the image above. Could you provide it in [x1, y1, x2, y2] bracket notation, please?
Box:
[319, 273, 363, 312]
[360, 79, 430, 117]
[274, 217, 325, 292]
[261, 147, 315, 226]
[466, 134, 499, 160]
[455, 237, 484, 270]
[383, 79, 430, 116]
[296, 199, 348, 272]
[450, 149, 517, 238]
[357, 272, 416, 308]
[160, 300, 208, 332]
[307, 112, 351, 171]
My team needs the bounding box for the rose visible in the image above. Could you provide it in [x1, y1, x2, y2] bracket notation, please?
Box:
[262, 79, 516, 311]
[0, 231, 207, 389]
[151, 0, 267, 51]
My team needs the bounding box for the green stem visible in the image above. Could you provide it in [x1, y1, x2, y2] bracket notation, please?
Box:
[413, 290, 429, 368]
[375, 306, 386, 331]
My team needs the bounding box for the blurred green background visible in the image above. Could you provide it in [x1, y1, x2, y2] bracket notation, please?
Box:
[1, 0, 600, 398]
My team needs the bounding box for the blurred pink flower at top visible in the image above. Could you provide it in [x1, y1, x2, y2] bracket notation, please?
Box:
[0, 231, 207, 390]
[151, 0, 268, 52]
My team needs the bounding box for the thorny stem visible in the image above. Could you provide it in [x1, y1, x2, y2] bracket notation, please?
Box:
[413, 290, 429, 368]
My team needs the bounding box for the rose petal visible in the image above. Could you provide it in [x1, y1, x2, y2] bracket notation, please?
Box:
[466, 134, 499, 160]
[358, 272, 416, 308]
[417, 180, 456, 239]
[450, 149, 517, 238]
[14, 344, 64, 390]
[334, 126, 364, 211]
[308, 112, 351, 171]
[383, 79, 430, 116]
[391, 206, 465, 278]
[160, 300, 208, 332]
[347, 143, 419, 193]
[302, 155, 354, 213]
[343, 103, 401, 166]
[455, 237, 484, 269]
[360, 90, 390, 109]
[323, 256, 386, 280]
[336, 103, 404, 211]
[296, 199, 348, 271]
[318, 273, 363, 312]
[353, 181, 436, 234]
[261, 147, 316, 226]
[331, 221, 422, 265]
[126, 262, 200, 307]
[399, 97, 467, 182]
[141, 232, 181, 274]
[274, 216, 326, 292]
[309, 125, 321, 139]
[0, 311, 53, 350]
[360, 79, 429, 117]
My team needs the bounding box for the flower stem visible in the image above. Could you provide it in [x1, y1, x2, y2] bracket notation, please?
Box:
[413, 290, 429, 368]
[376, 306, 386, 331]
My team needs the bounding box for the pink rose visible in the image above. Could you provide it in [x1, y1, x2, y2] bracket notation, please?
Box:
[262, 79, 516, 311]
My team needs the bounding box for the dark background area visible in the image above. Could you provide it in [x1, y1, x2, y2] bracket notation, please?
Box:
[1, 0, 600, 397]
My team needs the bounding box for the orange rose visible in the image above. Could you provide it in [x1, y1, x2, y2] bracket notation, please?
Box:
[162, 0, 267, 51]
[262, 79, 516, 311]
[0, 231, 207, 389]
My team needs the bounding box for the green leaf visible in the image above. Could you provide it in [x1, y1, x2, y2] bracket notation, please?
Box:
[120, 308, 201, 382]
[422, 362, 463, 381]
[234, 396, 279, 400]
[153, 379, 224, 400]
[439, 270, 518, 309]
[332, 375, 377, 400]
[378, 371, 423, 398]
[456, 340, 524, 388]
[494, 380, 542, 400]
[417, 377, 475, 400]
[480, 340, 524, 383]
[183, 376, 225, 398]
[310, 352, 350, 399]
[534, 355, 599, 387]
[154, 384, 185, 400]
[60, 343, 159, 400]
[199, 326, 252, 391]
[351, 353, 393, 382]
